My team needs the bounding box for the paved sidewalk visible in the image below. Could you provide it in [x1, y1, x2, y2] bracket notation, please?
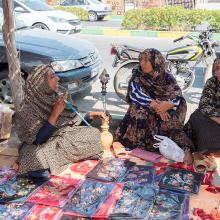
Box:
[81, 27, 220, 40]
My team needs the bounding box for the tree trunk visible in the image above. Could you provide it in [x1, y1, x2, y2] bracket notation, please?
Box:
[2, 0, 24, 110]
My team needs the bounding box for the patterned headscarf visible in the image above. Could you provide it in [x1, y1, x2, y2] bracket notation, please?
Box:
[212, 57, 220, 77]
[127, 48, 183, 101]
[15, 65, 80, 145]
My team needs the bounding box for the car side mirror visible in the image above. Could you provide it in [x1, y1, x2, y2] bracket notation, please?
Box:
[14, 7, 26, 13]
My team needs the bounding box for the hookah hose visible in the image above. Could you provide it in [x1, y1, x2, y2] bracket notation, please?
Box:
[65, 101, 91, 127]
[56, 86, 91, 127]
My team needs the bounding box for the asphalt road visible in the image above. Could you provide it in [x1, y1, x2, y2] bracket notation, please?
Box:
[72, 34, 205, 121]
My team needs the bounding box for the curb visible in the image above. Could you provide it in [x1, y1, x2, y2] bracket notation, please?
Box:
[81, 27, 220, 40]
[103, 15, 123, 21]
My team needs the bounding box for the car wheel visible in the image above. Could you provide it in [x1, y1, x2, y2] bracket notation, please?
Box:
[0, 69, 12, 103]
[98, 16, 105, 21]
[32, 22, 49, 30]
[88, 11, 98, 22]
[0, 69, 26, 103]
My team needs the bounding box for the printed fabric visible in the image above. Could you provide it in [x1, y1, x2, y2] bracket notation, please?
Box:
[27, 176, 83, 207]
[110, 184, 155, 219]
[121, 165, 155, 187]
[148, 189, 187, 220]
[25, 205, 63, 220]
[0, 203, 34, 220]
[0, 168, 16, 185]
[0, 175, 46, 203]
[159, 167, 203, 194]
[63, 179, 116, 217]
[86, 158, 135, 182]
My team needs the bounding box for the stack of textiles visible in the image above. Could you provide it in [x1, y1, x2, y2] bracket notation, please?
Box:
[1, 156, 205, 219]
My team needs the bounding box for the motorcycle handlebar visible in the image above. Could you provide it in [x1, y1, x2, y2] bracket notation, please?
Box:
[173, 36, 184, 42]
[209, 28, 220, 33]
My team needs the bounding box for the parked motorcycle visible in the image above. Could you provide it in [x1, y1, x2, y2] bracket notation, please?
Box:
[111, 28, 220, 101]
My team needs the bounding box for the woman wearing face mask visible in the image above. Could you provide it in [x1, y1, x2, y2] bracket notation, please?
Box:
[113, 48, 193, 164]
[185, 58, 220, 169]
[15, 65, 108, 175]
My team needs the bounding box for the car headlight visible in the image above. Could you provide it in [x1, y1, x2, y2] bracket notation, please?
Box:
[48, 16, 67, 23]
[51, 60, 83, 72]
[94, 47, 101, 60]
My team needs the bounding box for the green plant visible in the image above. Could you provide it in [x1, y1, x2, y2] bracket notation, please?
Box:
[55, 6, 88, 21]
[122, 7, 220, 31]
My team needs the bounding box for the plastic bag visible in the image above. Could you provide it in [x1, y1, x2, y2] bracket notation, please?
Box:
[0, 104, 14, 139]
[153, 135, 184, 162]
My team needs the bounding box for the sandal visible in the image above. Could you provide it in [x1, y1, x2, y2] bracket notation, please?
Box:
[112, 142, 129, 158]
[193, 159, 209, 173]
[202, 156, 216, 171]
[193, 157, 216, 173]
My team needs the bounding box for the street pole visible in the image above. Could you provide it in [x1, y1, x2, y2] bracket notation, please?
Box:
[2, 0, 24, 110]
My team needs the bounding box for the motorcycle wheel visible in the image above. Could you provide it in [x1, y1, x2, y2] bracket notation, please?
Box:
[173, 69, 195, 93]
[114, 61, 139, 101]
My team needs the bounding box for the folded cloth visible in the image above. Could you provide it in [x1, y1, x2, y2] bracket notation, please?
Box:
[159, 167, 203, 194]
[25, 205, 63, 220]
[148, 189, 187, 220]
[121, 165, 155, 187]
[109, 184, 155, 219]
[70, 160, 99, 175]
[63, 179, 116, 217]
[64, 183, 124, 219]
[130, 148, 163, 163]
[86, 158, 135, 182]
[27, 176, 83, 207]
[0, 203, 34, 220]
[0, 175, 47, 203]
[0, 167, 16, 185]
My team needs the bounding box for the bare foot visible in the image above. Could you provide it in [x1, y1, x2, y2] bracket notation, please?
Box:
[193, 152, 204, 161]
[184, 151, 193, 165]
[112, 142, 128, 157]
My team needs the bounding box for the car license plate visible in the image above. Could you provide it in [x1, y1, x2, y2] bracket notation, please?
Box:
[68, 82, 78, 90]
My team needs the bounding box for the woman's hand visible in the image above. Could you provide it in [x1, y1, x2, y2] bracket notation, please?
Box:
[156, 101, 174, 114]
[210, 116, 220, 125]
[48, 95, 66, 125]
[159, 112, 170, 121]
[89, 111, 112, 123]
[150, 100, 160, 110]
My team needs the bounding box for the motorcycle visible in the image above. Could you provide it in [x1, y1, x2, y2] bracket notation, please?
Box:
[111, 27, 220, 101]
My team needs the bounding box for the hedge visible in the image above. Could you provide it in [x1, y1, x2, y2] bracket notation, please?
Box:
[55, 6, 89, 21]
[122, 7, 220, 31]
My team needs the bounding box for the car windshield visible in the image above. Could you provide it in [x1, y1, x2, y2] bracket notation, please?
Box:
[18, 0, 54, 11]
[90, 0, 101, 4]
[0, 8, 29, 32]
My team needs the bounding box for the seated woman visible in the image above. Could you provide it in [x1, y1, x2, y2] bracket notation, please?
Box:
[15, 65, 107, 175]
[185, 57, 220, 162]
[114, 48, 193, 164]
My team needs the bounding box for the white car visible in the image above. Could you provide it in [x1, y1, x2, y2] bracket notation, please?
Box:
[61, 0, 112, 21]
[11, 0, 82, 34]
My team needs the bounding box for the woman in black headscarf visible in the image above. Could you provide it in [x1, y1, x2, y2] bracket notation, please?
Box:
[185, 57, 220, 157]
[114, 48, 193, 164]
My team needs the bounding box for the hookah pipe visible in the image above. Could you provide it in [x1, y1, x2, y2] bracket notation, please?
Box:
[99, 69, 113, 151]
[56, 85, 91, 127]
[99, 69, 110, 113]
